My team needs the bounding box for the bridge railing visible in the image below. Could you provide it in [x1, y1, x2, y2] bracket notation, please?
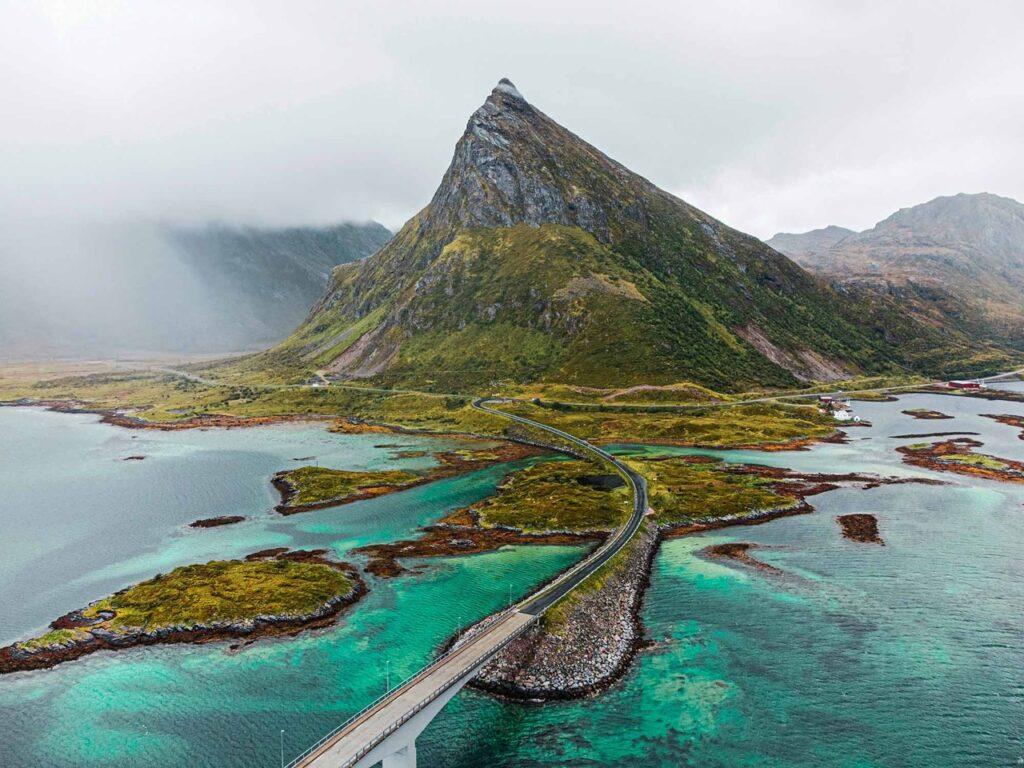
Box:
[284, 609, 537, 768]
[286, 400, 646, 767]
[475, 400, 645, 614]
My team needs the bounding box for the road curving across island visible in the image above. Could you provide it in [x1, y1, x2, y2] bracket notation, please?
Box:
[470, 397, 650, 615]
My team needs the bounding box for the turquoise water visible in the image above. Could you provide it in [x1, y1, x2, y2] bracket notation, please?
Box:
[419, 390, 1024, 766]
[2, 392, 1024, 766]
[0, 407, 582, 766]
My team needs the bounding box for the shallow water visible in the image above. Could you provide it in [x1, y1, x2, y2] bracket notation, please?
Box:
[2, 390, 1023, 766]
[419, 388, 1024, 767]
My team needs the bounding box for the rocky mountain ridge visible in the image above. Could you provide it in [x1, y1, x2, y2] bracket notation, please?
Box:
[768, 193, 1024, 345]
[266, 80, 997, 390]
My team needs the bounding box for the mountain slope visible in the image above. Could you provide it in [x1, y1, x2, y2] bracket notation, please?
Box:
[770, 193, 1024, 346]
[765, 225, 854, 262]
[269, 80, 985, 390]
[165, 221, 392, 348]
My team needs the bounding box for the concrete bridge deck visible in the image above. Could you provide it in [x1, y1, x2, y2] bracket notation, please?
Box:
[287, 398, 648, 768]
[293, 611, 536, 767]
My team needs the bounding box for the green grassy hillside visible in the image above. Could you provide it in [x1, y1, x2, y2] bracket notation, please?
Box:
[240, 80, 997, 392]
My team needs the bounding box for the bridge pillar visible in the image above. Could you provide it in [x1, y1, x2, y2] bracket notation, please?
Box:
[381, 740, 416, 768]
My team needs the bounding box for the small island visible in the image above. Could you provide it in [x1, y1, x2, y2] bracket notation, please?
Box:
[701, 542, 782, 573]
[273, 466, 422, 514]
[189, 515, 245, 528]
[897, 438, 1024, 483]
[902, 408, 952, 420]
[982, 413, 1024, 439]
[272, 444, 539, 514]
[0, 555, 365, 674]
[837, 513, 884, 544]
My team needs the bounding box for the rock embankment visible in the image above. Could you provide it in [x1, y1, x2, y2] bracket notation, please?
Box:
[471, 521, 659, 700]
[465, 469, 932, 701]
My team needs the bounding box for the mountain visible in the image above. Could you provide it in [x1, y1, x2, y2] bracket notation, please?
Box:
[769, 193, 1024, 346]
[268, 80, 988, 390]
[164, 222, 392, 349]
[765, 225, 854, 262]
[0, 221, 391, 360]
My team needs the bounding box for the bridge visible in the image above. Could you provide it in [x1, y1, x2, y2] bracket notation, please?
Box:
[285, 398, 649, 768]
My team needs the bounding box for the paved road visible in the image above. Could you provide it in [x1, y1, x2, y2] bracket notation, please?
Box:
[294, 611, 536, 768]
[289, 399, 649, 767]
[471, 398, 650, 615]
[142, 362, 1024, 415]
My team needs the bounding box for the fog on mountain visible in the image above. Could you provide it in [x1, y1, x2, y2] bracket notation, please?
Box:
[0, 220, 390, 360]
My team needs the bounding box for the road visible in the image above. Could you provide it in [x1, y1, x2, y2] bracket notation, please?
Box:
[471, 398, 650, 615]
[113, 360, 1022, 765]
[135, 361, 1024, 416]
[292, 610, 536, 768]
[289, 399, 649, 767]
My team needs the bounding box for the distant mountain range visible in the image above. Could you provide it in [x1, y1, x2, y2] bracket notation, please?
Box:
[0, 221, 390, 359]
[767, 193, 1024, 348]
[765, 225, 855, 262]
[262, 79, 989, 391]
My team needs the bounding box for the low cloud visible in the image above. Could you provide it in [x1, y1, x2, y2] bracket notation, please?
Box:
[1, 1, 1022, 355]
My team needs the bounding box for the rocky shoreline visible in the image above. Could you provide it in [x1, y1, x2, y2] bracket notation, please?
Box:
[0, 555, 365, 675]
[458, 469, 933, 702]
[915, 386, 1024, 404]
[272, 443, 541, 515]
[982, 413, 1024, 439]
[357, 526, 603, 578]
[701, 541, 782, 572]
[902, 408, 952, 420]
[897, 437, 1024, 483]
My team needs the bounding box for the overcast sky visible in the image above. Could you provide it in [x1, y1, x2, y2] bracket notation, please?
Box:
[2, 0, 1022, 238]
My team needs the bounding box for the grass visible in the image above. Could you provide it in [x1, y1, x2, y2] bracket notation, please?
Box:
[539, 455, 801, 634]
[279, 465, 420, 506]
[1, 362, 843, 452]
[501, 400, 836, 448]
[506, 380, 728, 406]
[630, 456, 796, 524]
[941, 453, 1010, 470]
[80, 559, 353, 630]
[16, 628, 91, 652]
[469, 460, 631, 533]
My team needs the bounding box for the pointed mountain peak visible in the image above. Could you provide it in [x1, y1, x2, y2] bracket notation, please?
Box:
[492, 77, 525, 102]
[476, 77, 530, 117]
[431, 77, 650, 240]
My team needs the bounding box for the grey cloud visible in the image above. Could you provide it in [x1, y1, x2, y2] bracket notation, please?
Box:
[2, 1, 1021, 236]
[1, 1, 1022, 356]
